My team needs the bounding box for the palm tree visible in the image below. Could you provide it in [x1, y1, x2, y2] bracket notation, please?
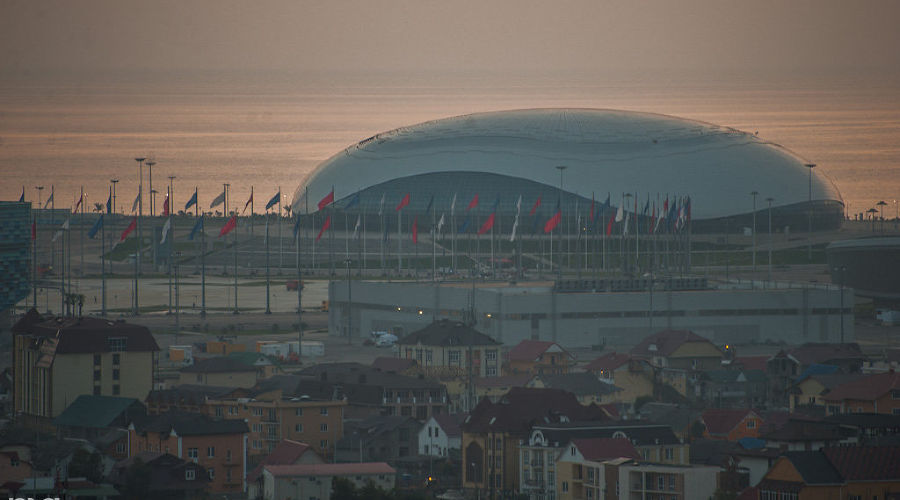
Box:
[283, 204, 293, 218]
[93, 202, 104, 213]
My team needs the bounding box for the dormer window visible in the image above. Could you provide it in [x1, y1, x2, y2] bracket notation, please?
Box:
[108, 337, 127, 352]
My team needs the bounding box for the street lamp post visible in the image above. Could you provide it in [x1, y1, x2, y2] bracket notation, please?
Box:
[877, 201, 887, 233]
[134, 157, 145, 315]
[167, 176, 176, 316]
[751, 191, 758, 273]
[805, 164, 815, 262]
[146, 160, 156, 216]
[110, 179, 118, 215]
[766, 197, 774, 283]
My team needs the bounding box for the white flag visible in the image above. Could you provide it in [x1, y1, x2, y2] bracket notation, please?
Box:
[131, 191, 141, 213]
[160, 217, 172, 244]
[52, 218, 70, 242]
[624, 212, 630, 235]
[450, 193, 457, 216]
[352, 215, 361, 239]
[515, 195, 522, 215]
[509, 216, 519, 242]
[615, 204, 624, 222]
[378, 193, 385, 216]
[436, 213, 445, 232]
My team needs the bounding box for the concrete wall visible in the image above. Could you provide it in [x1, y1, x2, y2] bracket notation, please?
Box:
[329, 281, 854, 348]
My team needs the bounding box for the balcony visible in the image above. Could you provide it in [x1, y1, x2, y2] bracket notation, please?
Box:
[522, 479, 545, 490]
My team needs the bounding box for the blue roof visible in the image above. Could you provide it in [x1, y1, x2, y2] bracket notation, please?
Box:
[795, 363, 840, 383]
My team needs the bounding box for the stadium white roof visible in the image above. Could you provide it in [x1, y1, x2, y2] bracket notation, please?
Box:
[292, 108, 841, 219]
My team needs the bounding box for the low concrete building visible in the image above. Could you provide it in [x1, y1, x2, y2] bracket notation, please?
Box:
[262, 462, 396, 500]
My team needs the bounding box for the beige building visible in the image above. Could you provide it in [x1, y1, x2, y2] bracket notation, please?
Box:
[397, 319, 502, 378]
[178, 353, 279, 388]
[12, 313, 158, 424]
[583, 353, 654, 406]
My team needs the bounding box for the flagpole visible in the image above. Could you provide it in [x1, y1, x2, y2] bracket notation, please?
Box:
[101, 213, 106, 317]
[228, 184, 238, 314]
[265, 209, 271, 314]
[250, 186, 254, 237]
[167, 186, 173, 316]
[397, 206, 402, 275]
[199, 192, 206, 318]
[296, 216, 303, 358]
[432, 204, 436, 281]
[329, 185, 335, 277]
[67, 217, 72, 316]
[278, 186, 283, 274]
[79, 186, 84, 278]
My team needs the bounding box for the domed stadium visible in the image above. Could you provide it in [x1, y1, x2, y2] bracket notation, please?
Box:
[292, 108, 843, 232]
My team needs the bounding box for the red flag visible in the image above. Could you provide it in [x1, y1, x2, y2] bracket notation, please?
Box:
[120, 217, 137, 241]
[649, 204, 656, 234]
[317, 190, 334, 211]
[395, 193, 410, 212]
[606, 213, 614, 236]
[243, 192, 253, 214]
[529, 196, 542, 216]
[31, 221, 36, 240]
[72, 193, 83, 214]
[477, 213, 495, 235]
[412, 216, 418, 244]
[162, 193, 169, 217]
[219, 215, 237, 237]
[315, 215, 331, 241]
[467, 194, 479, 211]
[543, 210, 562, 233]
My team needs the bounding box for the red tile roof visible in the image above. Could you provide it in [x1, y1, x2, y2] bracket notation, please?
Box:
[734, 356, 768, 372]
[248, 439, 315, 482]
[572, 437, 640, 462]
[823, 445, 900, 481]
[462, 387, 608, 434]
[787, 343, 865, 367]
[823, 371, 900, 402]
[474, 374, 531, 389]
[701, 409, 761, 436]
[506, 340, 571, 362]
[630, 330, 716, 358]
[265, 462, 396, 477]
[583, 352, 631, 373]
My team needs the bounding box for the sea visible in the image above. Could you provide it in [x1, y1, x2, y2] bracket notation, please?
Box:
[1, 69, 898, 219]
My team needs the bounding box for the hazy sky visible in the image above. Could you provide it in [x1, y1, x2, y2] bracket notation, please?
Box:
[2, 0, 900, 78]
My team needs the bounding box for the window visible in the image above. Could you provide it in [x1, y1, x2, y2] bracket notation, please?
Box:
[320, 407, 329, 415]
[399, 428, 410, 441]
[320, 439, 328, 449]
[116, 442, 125, 454]
[93, 369, 101, 381]
[252, 407, 263, 416]
[188, 448, 198, 460]
[320, 423, 328, 432]
[669, 475, 676, 490]
[523, 450, 529, 465]
[562, 481, 568, 492]
[226, 449, 232, 462]
[226, 469, 232, 483]
[426, 350, 433, 363]
[207, 467, 215, 480]
[112, 353, 120, 365]
[252, 423, 262, 432]
[449, 350, 461, 364]
[196, 374, 202, 383]
[658, 476, 665, 490]
[746, 419, 757, 429]
[228, 406, 237, 415]
[93, 354, 101, 365]
[486, 350, 497, 361]
[486, 366, 498, 376]
[207, 446, 215, 458]
[295, 423, 304, 432]
[92, 385, 101, 395]
[107, 337, 128, 352]
[113, 385, 120, 395]
[113, 369, 120, 380]
[185, 469, 196, 480]
[252, 440, 261, 449]
[664, 448, 674, 460]
[892, 390, 900, 400]
[295, 407, 303, 416]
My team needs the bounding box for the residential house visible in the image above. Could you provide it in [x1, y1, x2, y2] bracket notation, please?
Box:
[700, 409, 764, 441]
[461, 387, 611, 497]
[527, 372, 621, 405]
[128, 411, 249, 494]
[701, 369, 768, 409]
[638, 403, 700, 442]
[553, 438, 639, 500]
[335, 415, 421, 464]
[247, 440, 324, 500]
[788, 343, 867, 374]
[862, 348, 900, 374]
[53, 394, 145, 441]
[760, 418, 856, 451]
[0, 447, 32, 496]
[397, 319, 502, 377]
[419, 413, 463, 458]
[470, 374, 531, 404]
[583, 352, 654, 405]
[789, 371, 864, 411]
[372, 356, 418, 375]
[630, 329, 724, 398]
[298, 362, 448, 419]
[758, 446, 900, 500]
[110, 452, 208, 499]
[824, 413, 900, 444]
[822, 370, 900, 415]
[145, 384, 238, 415]
[261, 462, 396, 500]
[505, 340, 575, 376]
[178, 355, 270, 388]
[12, 314, 159, 425]
[521, 421, 687, 500]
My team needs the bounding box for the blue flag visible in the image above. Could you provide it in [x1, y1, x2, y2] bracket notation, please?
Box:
[345, 193, 360, 210]
[458, 217, 470, 234]
[106, 195, 112, 214]
[87, 215, 103, 239]
[185, 189, 198, 210]
[492, 195, 500, 211]
[18, 188, 24, 203]
[188, 217, 204, 240]
[424, 195, 434, 214]
[266, 191, 281, 210]
[293, 216, 302, 237]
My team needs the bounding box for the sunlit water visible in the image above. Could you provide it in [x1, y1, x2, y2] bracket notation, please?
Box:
[1, 71, 898, 219]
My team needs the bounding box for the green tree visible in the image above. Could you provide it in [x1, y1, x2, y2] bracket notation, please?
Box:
[68, 448, 103, 483]
[331, 477, 359, 500]
[120, 458, 152, 500]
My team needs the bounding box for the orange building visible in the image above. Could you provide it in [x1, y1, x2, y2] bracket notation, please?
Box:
[758, 446, 900, 500]
[700, 408, 763, 441]
[504, 340, 575, 376]
[822, 370, 900, 415]
[128, 412, 249, 494]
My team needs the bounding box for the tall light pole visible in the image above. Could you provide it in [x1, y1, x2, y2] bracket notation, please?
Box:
[550, 165, 568, 279]
[877, 200, 887, 233]
[110, 179, 118, 215]
[135, 157, 145, 315]
[766, 197, 774, 283]
[34, 186, 43, 307]
[750, 191, 758, 273]
[167, 176, 176, 316]
[146, 160, 156, 216]
[345, 258, 352, 345]
[805, 163, 815, 261]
